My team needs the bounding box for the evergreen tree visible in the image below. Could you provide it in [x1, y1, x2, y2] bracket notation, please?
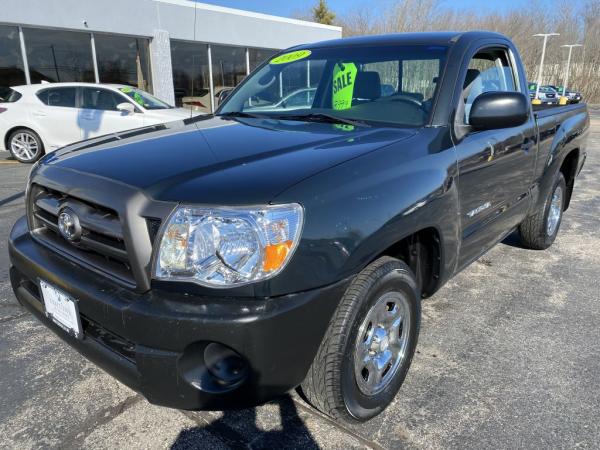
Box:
[312, 0, 336, 25]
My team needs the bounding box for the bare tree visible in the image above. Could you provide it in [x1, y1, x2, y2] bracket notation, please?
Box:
[336, 0, 600, 102]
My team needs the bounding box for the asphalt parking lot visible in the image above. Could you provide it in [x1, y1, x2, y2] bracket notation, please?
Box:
[1, 109, 599, 450]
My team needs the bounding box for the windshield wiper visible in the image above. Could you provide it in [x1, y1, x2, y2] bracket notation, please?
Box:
[269, 113, 370, 128]
[217, 111, 267, 119]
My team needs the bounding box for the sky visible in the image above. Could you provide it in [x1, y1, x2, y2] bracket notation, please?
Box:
[195, 0, 530, 19]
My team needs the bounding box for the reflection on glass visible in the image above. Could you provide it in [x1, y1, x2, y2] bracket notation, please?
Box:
[94, 34, 152, 93]
[0, 25, 26, 92]
[118, 87, 171, 109]
[170, 40, 211, 112]
[24, 28, 94, 83]
[220, 45, 448, 127]
[236, 59, 325, 111]
[248, 48, 277, 71]
[211, 45, 246, 109]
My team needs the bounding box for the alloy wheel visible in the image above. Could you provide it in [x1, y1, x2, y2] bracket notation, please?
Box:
[10, 132, 39, 162]
[354, 291, 411, 396]
[546, 185, 563, 237]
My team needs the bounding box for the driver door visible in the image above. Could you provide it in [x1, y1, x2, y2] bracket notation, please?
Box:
[455, 46, 537, 268]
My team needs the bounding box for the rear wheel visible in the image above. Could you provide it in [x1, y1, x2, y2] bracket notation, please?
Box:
[300, 257, 421, 423]
[519, 172, 566, 250]
[8, 128, 44, 163]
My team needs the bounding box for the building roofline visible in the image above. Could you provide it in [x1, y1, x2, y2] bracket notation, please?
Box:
[156, 0, 342, 32]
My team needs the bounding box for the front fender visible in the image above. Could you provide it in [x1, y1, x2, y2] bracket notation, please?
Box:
[273, 131, 459, 294]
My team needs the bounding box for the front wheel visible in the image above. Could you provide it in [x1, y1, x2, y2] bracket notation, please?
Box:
[8, 128, 44, 163]
[519, 172, 566, 250]
[300, 257, 421, 423]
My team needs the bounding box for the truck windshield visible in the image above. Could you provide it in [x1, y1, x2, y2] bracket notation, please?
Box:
[219, 44, 448, 127]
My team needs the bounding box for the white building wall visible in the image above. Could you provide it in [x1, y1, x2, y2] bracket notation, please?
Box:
[0, 0, 342, 48]
[0, 0, 342, 104]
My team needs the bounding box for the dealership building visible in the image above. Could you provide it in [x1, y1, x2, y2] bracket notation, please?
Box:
[0, 0, 341, 112]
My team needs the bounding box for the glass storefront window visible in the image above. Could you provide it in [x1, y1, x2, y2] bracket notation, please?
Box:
[24, 28, 95, 83]
[0, 25, 26, 93]
[248, 48, 277, 71]
[94, 34, 153, 93]
[211, 45, 246, 106]
[170, 40, 211, 112]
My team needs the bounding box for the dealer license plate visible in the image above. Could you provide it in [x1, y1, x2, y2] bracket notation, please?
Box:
[40, 280, 83, 339]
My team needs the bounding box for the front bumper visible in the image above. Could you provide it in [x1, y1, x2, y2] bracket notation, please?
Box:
[9, 216, 349, 410]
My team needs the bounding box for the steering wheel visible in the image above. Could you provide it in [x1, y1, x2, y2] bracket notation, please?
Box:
[384, 94, 423, 107]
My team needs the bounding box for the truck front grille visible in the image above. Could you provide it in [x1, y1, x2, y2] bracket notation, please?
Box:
[28, 184, 136, 287]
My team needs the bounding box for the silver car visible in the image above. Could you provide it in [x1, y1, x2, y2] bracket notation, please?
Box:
[537, 86, 559, 105]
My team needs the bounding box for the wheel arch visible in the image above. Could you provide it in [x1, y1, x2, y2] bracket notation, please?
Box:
[559, 148, 579, 211]
[4, 125, 47, 153]
[376, 227, 443, 298]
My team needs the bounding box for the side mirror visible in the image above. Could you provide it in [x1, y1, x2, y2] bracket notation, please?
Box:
[217, 88, 234, 105]
[117, 102, 136, 114]
[469, 91, 529, 130]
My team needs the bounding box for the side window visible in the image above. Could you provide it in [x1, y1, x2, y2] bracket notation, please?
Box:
[461, 48, 517, 124]
[81, 87, 127, 111]
[37, 87, 77, 108]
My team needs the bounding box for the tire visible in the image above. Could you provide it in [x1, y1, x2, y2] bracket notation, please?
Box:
[519, 172, 566, 250]
[300, 256, 421, 423]
[7, 128, 44, 163]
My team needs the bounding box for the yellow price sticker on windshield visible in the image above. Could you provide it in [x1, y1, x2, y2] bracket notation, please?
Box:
[270, 50, 312, 65]
[333, 124, 355, 132]
[332, 62, 357, 110]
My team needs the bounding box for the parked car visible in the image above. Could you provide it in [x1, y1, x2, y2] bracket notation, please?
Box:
[9, 32, 589, 424]
[528, 83, 560, 104]
[549, 85, 583, 103]
[0, 83, 194, 163]
[535, 85, 560, 104]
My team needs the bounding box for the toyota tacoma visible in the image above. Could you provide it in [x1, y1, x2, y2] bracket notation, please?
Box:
[9, 32, 589, 423]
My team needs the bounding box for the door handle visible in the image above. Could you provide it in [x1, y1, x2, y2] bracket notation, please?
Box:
[32, 111, 47, 117]
[521, 139, 535, 153]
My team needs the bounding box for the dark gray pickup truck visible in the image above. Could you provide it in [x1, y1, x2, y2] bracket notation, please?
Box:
[9, 31, 589, 423]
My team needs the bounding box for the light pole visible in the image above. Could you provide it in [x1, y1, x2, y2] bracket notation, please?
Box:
[560, 44, 582, 96]
[533, 33, 559, 101]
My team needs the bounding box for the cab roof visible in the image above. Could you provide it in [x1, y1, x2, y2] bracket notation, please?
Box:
[291, 30, 509, 50]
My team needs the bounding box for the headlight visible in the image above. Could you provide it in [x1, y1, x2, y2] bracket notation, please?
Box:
[153, 204, 304, 287]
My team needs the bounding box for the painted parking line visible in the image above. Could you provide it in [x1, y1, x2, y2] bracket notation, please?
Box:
[0, 191, 25, 206]
[0, 161, 19, 164]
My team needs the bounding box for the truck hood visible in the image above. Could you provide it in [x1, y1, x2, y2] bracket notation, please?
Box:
[43, 116, 416, 204]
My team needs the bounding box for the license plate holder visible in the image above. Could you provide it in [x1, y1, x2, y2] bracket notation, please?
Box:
[39, 280, 83, 339]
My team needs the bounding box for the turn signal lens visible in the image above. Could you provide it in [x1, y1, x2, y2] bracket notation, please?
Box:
[263, 241, 293, 272]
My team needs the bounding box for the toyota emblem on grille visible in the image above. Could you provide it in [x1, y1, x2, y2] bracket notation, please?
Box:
[58, 208, 82, 242]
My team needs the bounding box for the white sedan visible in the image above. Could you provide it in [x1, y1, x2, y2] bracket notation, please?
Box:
[0, 83, 197, 163]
